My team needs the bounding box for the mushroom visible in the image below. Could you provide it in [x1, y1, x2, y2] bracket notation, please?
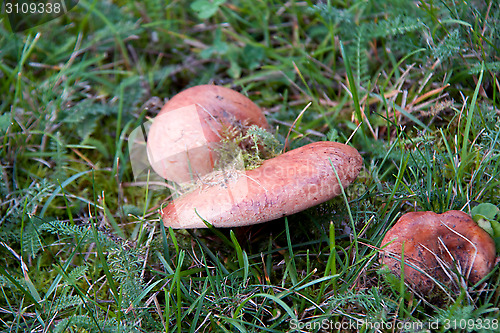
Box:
[380, 210, 496, 295]
[161, 141, 362, 228]
[147, 85, 270, 183]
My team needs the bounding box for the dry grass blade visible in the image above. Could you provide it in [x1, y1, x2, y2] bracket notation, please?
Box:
[283, 101, 312, 152]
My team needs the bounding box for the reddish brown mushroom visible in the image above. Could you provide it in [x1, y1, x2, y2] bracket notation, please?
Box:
[161, 141, 362, 228]
[380, 210, 496, 295]
[147, 85, 270, 183]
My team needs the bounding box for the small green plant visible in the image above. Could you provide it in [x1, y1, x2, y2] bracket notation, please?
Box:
[191, 0, 227, 20]
[472, 203, 500, 251]
[216, 124, 282, 170]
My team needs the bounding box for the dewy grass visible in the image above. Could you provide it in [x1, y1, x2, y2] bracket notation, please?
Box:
[1, 0, 500, 331]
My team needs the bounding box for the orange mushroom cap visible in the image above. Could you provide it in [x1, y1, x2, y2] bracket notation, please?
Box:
[380, 210, 496, 295]
[147, 85, 269, 183]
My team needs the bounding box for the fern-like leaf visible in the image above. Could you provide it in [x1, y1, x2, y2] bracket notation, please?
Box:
[53, 315, 124, 333]
[432, 29, 464, 63]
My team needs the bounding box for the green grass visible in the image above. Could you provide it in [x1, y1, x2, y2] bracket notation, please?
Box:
[1, 0, 500, 332]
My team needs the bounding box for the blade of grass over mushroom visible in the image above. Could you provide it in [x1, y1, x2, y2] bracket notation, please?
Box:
[398, 242, 407, 318]
[328, 158, 358, 257]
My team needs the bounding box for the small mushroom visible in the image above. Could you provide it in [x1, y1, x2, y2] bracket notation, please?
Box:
[161, 141, 362, 228]
[147, 85, 270, 183]
[380, 210, 496, 295]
